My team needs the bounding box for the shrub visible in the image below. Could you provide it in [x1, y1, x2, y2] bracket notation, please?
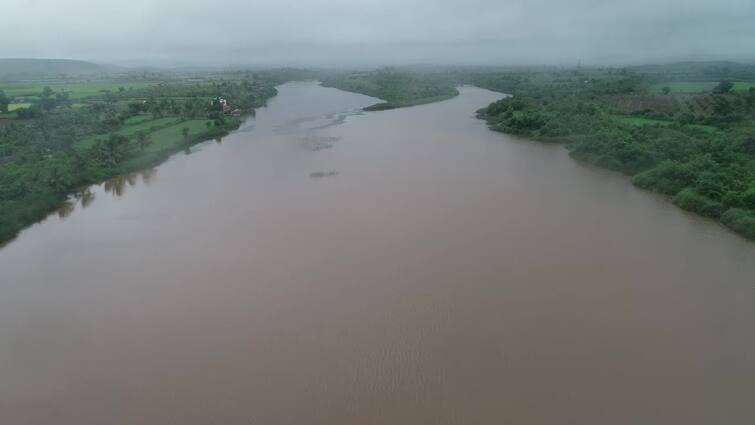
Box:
[672, 188, 724, 218]
[721, 208, 755, 240]
[632, 161, 696, 195]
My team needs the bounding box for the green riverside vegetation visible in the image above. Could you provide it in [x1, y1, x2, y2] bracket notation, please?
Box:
[320, 68, 459, 111]
[2, 61, 755, 243]
[473, 63, 755, 240]
[0, 72, 277, 244]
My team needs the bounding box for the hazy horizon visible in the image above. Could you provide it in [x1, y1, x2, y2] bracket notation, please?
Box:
[3, 0, 755, 67]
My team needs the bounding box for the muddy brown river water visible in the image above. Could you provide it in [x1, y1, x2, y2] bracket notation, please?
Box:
[1, 82, 754, 424]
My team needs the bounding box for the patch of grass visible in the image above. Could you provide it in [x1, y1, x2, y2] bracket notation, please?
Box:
[613, 115, 671, 127]
[688, 123, 719, 133]
[0, 81, 160, 99]
[722, 81, 753, 92]
[7, 103, 32, 111]
[143, 120, 214, 152]
[650, 81, 755, 94]
[120, 117, 184, 137]
[124, 114, 157, 125]
[118, 120, 225, 171]
[75, 116, 184, 150]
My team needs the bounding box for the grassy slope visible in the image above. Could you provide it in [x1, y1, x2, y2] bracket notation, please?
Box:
[144, 120, 215, 152]
[118, 119, 234, 171]
[75, 116, 185, 150]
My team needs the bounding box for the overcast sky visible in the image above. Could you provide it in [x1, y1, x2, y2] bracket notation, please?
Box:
[2, 0, 754, 66]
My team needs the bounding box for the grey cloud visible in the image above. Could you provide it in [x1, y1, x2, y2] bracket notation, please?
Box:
[1, 0, 753, 66]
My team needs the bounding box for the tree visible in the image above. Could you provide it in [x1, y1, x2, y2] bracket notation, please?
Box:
[92, 134, 131, 166]
[16, 106, 42, 119]
[661, 86, 671, 95]
[128, 102, 144, 114]
[135, 131, 151, 151]
[741, 136, 755, 156]
[0, 90, 9, 113]
[713, 80, 734, 94]
[38, 86, 59, 111]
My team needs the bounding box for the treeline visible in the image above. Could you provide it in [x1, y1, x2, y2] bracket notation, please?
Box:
[477, 68, 755, 240]
[0, 78, 277, 244]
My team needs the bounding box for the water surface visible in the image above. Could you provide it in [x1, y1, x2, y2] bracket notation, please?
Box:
[1, 81, 754, 425]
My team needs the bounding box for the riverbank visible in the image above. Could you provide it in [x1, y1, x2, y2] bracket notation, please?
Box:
[474, 66, 755, 241]
[0, 77, 278, 245]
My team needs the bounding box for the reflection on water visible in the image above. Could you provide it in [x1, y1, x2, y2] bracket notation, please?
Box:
[100, 168, 158, 201]
[1, 82, 754, 425]
[140, 168, 157, 185]
[56, 199, 75, 219]
[103, 174, 129, 198]
[79, 188, 95, 208]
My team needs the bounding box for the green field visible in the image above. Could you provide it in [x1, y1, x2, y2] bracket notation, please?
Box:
[116, 116, 182, 135]
[7, 102, 31, 111]
[143, 120, 214, 152]
[0, 81, 160, 99]
[124, 115, 157, 125]
[75, 116, 185, 150]
[75, 117, 215, 154]
[650, 81, 755, 94]
[612, 115, 719, 133]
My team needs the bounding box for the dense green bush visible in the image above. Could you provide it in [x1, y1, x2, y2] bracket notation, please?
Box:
[721, 208, 755, 239]
[632, 161, 696, 195]
[673, 188, 725, 218]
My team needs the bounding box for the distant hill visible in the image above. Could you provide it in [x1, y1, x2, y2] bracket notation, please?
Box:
[628, 61, 755, 82]
[0, 58, 119, 80]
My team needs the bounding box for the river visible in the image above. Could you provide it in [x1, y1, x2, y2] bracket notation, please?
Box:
[1, 81, 754, 424]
